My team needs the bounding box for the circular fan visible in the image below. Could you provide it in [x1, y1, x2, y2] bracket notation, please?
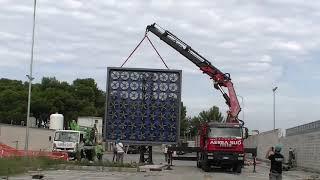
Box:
[152, 73, 159, 81]
[120, 81, 129, 90]
[130, 72, 139, 81]
[152, 83, 158, 91]
[169, 83, 178, 92]
[152, 92, 158, 100]
[140, 93, 150, 100]
[159, 73, 168, 82]
[140, 72, 150, 81]
[110, 90, 118, 97]
[130, 82, 139, 90]
[168, 93, 178, 99]
[120, 71, 130, 80]
[120, 91, 128, 99]
[159, 92, 167, 101]
[111, 71, 120, 80]
[169, 73, 179, 82]
[159, 83, 168, 92]
[110, 81, 119, 90]
[129, 91, 139, 100]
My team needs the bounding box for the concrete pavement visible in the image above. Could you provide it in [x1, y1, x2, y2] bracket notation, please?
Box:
[8, 153, 320, 180]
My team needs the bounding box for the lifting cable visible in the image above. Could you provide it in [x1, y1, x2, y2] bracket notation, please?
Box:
[146, 35, 169, 69]
[120, 32, 170, 69]
[120, 33, 147, 68]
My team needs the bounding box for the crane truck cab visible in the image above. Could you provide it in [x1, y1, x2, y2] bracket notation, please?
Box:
[144, 23, 251, 172]
[197, 122, 248, 173]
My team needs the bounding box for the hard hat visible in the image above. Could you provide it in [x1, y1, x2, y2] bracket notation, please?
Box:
[275, 144, 282, 152]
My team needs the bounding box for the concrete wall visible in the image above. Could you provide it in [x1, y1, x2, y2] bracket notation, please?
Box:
[244, 129, 281, 159]
[244, 125, 320, 172]
[0, 123, 54, 151]
[280, 131, 320, 171]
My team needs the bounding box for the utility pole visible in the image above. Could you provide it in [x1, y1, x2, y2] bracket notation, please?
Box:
[25, 0, 37, 151]
[272, 87, 278, 130]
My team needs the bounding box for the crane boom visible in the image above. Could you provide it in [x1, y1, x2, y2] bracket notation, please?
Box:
[146, 23, 241, 123]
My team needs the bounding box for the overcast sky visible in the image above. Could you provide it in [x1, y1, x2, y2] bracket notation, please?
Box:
[1, 0, 320, 133]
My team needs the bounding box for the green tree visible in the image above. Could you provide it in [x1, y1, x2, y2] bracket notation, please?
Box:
[198, 106, 223, 123]
[180, 102, 188, 136]
[0, 79, 27, 124]
[0, 77, 106, 127]
[41, 77, 60, 90]
[188, 105, 224, 136]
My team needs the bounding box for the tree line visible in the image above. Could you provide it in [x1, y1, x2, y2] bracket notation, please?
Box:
[0, 77, 223, 136]
[0, 77, 105, 127]
[180, 106, 224, 137]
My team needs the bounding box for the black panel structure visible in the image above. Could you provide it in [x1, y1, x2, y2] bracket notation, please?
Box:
[105, 67, 182, 145]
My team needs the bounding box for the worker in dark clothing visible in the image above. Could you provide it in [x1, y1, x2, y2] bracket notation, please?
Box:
[112, 141, 117, 162]
[288, 147, 296, 168]
[265, 144, 284, 180]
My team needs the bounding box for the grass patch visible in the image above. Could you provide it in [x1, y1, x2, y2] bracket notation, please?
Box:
[0, 157, 64, 176]
[0, 157, 138, 176]
[72, 160, 138, 168]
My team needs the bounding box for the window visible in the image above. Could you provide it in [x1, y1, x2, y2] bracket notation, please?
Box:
[208, 127, 242, 138]
[54, 131, 79, 142]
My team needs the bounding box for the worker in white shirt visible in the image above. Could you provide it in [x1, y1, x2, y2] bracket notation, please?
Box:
[116, 138, 124, 164]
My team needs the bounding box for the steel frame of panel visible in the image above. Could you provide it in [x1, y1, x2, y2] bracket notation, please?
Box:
[104, 67, 182, 145]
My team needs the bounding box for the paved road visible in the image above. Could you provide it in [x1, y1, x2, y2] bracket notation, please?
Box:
[9, 153, 319, 180]
[9, 164, 316, 180]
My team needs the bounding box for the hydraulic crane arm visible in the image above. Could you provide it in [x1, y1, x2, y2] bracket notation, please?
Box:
[146, 23, 241, 123]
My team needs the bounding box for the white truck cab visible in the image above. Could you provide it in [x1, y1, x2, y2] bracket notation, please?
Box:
[53, 130, 84, 157]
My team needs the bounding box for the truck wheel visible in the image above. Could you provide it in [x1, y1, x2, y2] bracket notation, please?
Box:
[197, 161, 201, 168]
[202, 161, 210, 172]
[233, 164, 242, 173]
[201, 153, 210, 172]
[196, 153, 201, 168]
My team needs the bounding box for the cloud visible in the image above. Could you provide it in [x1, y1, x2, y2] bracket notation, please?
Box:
[271, 41, 304, 52]
[0, 48, 28, 67]
[219, 41, 237, 49]
[8, 5, 33, 13]
[260, 55, 272, 63]
[0, 31, 19, 40]
[37, 7, 63, 16]
[71, 11, 96, 20]
[0, 0, 320, 132]
[63, 0, 83, 9]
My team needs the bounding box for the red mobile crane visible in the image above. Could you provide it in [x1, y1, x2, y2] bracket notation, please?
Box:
[146, 23, 249, 173]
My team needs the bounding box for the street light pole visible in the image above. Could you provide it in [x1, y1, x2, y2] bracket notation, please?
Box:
[237, 95, 244, 121]
[272, 87, 278, 130]
[25, 0, 37, 151]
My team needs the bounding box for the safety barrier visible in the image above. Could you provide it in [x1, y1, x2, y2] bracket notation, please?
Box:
[0, 143, 68, 160]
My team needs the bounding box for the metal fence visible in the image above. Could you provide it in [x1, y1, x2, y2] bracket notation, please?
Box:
[286, 120, 320, 136]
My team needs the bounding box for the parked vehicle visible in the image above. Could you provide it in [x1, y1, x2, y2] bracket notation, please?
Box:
[146, 23, 249, 173]
[126, 145, 139, 154]
[52, 130, 82, 159]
